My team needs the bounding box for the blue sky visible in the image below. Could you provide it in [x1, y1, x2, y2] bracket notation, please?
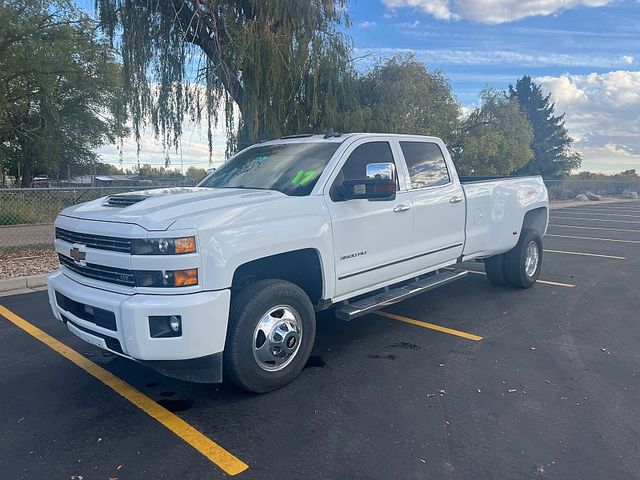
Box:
[349, 0, 638, 104]
[95, 0, 640, 174]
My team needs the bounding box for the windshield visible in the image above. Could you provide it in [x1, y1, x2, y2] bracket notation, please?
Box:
[199, 142, 341, 196]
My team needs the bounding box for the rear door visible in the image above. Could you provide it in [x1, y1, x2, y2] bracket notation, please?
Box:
[325, 138, 413, 299]
[399, 139, 466, 271]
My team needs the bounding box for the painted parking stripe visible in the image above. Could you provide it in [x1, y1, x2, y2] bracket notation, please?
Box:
[552, 211, 639, 218]
[543, 249, 625, 260]
[0, 305, 249, 476]
[548, 224, 640, 233]
[465, 269, 576, 288]
[546, 234, 640, 245]
[550, 216, 640, 225]
[374, 311, 483, 341]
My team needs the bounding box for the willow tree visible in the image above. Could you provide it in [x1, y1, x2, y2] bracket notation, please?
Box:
[95, 0, 359, 160]
[453, 89, 533, 176]
[358, 54, 461, 145]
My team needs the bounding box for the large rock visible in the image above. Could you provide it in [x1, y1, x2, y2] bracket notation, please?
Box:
[574, 194, 589, 202]
[622, 189, 639, 199]
[585, 191, 602, 201]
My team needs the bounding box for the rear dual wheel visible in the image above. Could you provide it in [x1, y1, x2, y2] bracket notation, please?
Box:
[485, 228, 542, 289]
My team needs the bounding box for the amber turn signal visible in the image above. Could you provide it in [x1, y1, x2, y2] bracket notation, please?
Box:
[174, 237, 197, 254]
[173, 268, 198, 287]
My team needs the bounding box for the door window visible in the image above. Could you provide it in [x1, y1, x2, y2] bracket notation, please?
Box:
[330, 141, 397, 200]
[400, 142, 450, 189]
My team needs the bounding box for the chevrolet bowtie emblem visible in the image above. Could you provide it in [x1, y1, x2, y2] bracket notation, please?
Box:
[70, 247, 86, 263]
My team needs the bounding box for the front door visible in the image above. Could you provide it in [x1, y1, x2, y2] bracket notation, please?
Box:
[325, 139, 413, 299]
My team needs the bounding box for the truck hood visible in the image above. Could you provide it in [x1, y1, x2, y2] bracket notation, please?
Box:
[60, 187, 284, 231]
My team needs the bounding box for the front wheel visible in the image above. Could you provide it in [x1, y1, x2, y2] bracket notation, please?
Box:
[504, 228, 543, 289]
[224, 279, 316, 393]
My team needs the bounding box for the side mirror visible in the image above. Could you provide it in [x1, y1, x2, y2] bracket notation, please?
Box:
[336, 162, 397, 201]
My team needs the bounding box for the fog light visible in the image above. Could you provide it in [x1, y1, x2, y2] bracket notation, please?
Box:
[169, 315, 181, 332]
[149, 315, 182, 338]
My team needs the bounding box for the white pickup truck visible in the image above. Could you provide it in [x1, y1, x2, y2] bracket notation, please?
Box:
[47, 133, 548, 392]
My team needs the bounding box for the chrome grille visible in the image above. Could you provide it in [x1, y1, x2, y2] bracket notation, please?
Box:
[55, 228, 132, 253]
[59, 254, 135, 286]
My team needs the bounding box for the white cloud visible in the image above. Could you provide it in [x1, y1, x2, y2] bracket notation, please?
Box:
[382, 0, 614, 24]
[393, 20, 421, 28]
[358, 20, 378, 28]
[97, 125, 228, 172]
[623, 55, 634, 64]
[354, 47, 631, 69]
[536, 71, 640, 173]
[97, 84, 236, 171]
[384, 0, 458, 20]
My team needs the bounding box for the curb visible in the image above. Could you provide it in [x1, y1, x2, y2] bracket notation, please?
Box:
[0, 274, 47, 294]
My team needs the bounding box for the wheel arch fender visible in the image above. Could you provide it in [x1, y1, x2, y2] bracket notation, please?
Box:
[230, 248, 326, 306]
[521, 206, 549, 237]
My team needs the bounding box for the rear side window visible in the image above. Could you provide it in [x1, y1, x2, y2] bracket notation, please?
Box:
[400, 142, 450, 189]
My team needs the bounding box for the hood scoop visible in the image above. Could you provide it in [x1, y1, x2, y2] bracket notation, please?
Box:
[103, 194, 148, 208]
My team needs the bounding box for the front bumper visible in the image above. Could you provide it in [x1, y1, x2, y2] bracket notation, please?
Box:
[47, 269, 230, 382]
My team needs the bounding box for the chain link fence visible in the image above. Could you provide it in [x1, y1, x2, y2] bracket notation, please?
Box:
[2, 179, 640, 249]
[0, 187, 145, 249]
[543, 178, 640, 201]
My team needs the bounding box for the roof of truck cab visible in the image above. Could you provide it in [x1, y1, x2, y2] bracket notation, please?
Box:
[261, 133, 443, 145]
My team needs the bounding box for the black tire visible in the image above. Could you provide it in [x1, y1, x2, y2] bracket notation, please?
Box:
[484, 254, 508, 286]
[504, 228, 543, 289]
[224, 279, 316, 393]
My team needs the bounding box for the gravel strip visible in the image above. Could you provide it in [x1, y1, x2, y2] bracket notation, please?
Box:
[0, 248, 58, 280]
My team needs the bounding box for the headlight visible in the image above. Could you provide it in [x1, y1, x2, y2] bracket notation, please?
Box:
[135, 268, 198, 287]
[132, 236, 197, 255]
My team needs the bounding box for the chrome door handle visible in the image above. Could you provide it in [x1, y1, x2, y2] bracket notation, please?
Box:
[449, 196, 463, 204]
[393, 204, 412, 212]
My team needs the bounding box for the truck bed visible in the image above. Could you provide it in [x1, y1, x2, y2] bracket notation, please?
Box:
[460, 175, 548, 259]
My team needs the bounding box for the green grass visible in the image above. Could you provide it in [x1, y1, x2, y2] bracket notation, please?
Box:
[0, 211, 41, 225]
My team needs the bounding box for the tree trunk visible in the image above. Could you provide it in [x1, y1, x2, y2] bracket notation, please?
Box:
[20, 141, 33, 188]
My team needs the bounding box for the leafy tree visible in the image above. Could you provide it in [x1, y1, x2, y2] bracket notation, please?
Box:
[0, 0, 126, 186]
[453, 89, 533, 176]
[358, 54, 460, 144]
[617, 169, 638, 177]
[509, 75, 581, 177]
[94, 0, 360, 157]
[185, 166, 208, 184]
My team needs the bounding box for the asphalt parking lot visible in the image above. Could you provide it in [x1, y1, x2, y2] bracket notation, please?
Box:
[2, 201, 640, 480]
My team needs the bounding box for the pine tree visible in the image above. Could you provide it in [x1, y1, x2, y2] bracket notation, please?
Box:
[509, 76, 581, 177]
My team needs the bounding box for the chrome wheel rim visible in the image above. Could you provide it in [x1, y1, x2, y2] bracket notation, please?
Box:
[524, 241, 540, 277]
[252, 305, 303, 372]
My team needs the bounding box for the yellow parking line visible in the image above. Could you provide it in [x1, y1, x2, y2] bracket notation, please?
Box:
[547, 234, 640, 245]
[549, 224, 640, 233]
[0, 305, 249, 476]
[543, 249, 625, 260]
[550, 216, 640, 225]
[374, 311, 483, 341]
[465, 269, 576, 288]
